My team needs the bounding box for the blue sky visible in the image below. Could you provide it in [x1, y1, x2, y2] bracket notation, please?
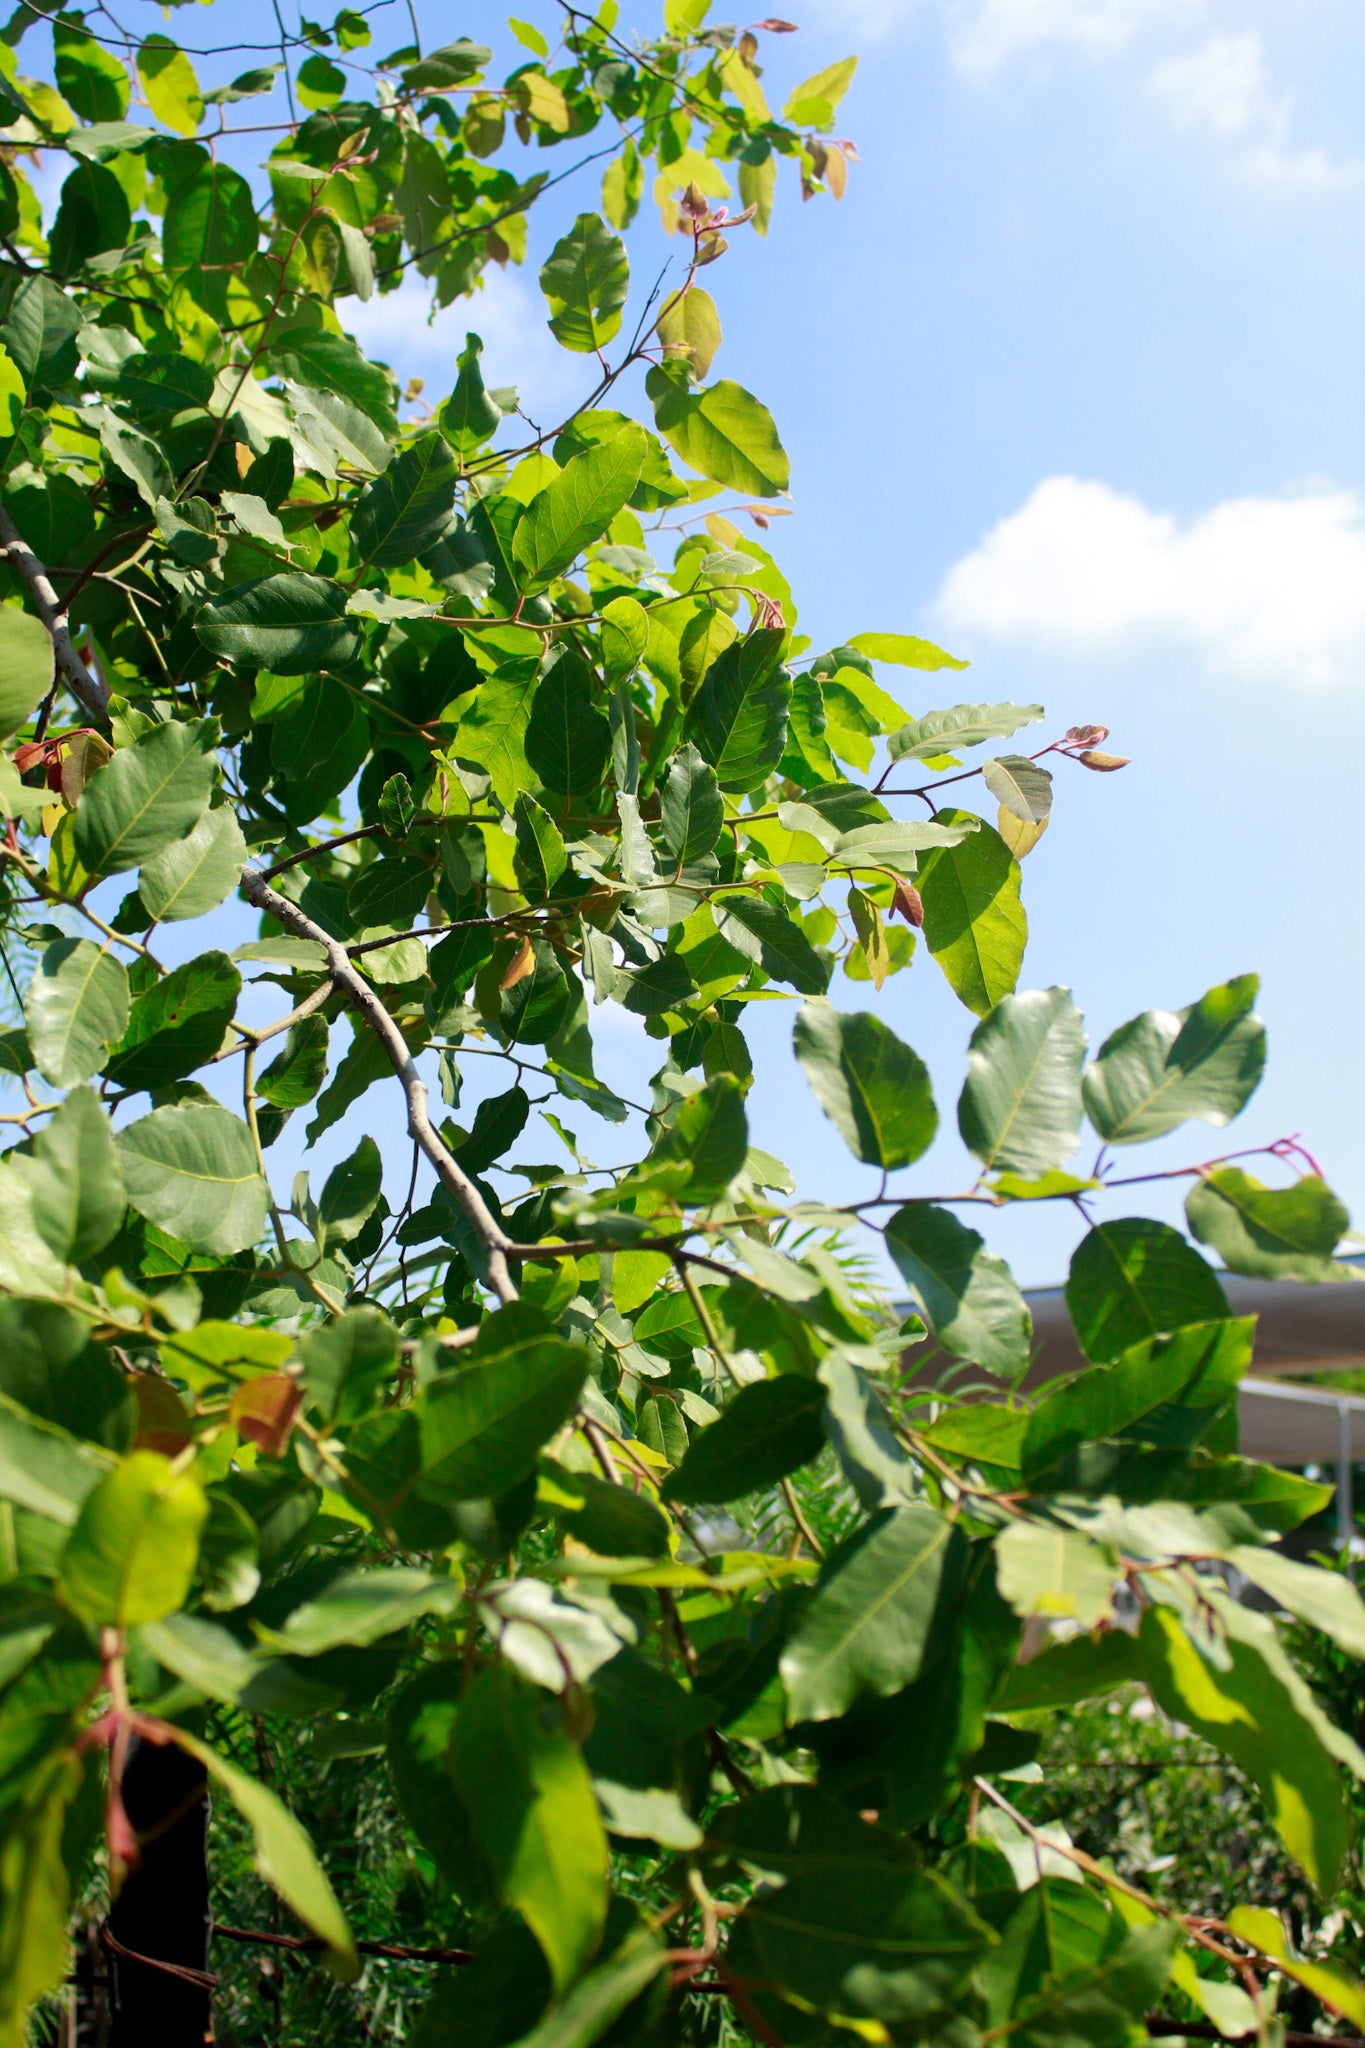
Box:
[19, 0, 1365, 1289]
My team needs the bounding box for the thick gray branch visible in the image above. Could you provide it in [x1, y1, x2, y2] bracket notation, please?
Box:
[0, 506, 111, 726]
[239, 867, 519, 1306]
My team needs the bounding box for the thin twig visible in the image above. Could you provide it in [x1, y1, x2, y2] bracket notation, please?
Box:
[0, 507, 110, 726]
[239, 867, 519, 1304]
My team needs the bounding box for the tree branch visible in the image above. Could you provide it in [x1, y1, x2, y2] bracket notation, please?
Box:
[238, 867, 520, 1305]
[0, 506, 111, 727]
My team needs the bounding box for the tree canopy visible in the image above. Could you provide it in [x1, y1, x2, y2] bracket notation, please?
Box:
[0, 4, 1360, 2045]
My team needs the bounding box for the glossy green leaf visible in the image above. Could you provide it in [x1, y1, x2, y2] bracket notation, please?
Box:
[794, 1004, 937, 1169]
[162, 159, 258, 270]
[982, 753, 1053, 824]
[0, 604, 53, 741]
[1022, 1318, 1254, 1482]
[175, 1732, 358, 1979]
[137, 801, 246, 923]
[59, 1450, 207, 1626]
[274, 1568, 458, 1656]
[318, 1135, 382, 1245]
[525, 655, 612, 795]
[515, 793, 568, 900]
[1185, 1169, 1348, 1281]
[53, 13, 130, 121]
[540, 211, 629, 352]
[256, 1013, 329, 1111]
[105, 949, 240, 1091]
[352, 432, 458, 568]
[781, 1503, 968, 1723]
[727, 1861, 990, 2024]
[995, 1627, 1145, 1711]
[1224, 1905, 1365, 2031]
[24, 939, 130, 1089]
[1082, 975, 1265, 1146]
[889, 702, 1043, 763]
[386, 1660, 485, 1896]
[439, 331, 502, 452]
[1140, 1600, 1353, 1891]
[658, 742, 723, 865]
[195, 574, 361, 674]
[958, 986, 1086, 1177]
[0, 1751, 83, 2048]
[683, 627, 789, 791]
[505, 1923, 665, 2048]
[28, 1086, 123, 1266]
[656, 285, 721, 380]
[73, 717, 218, 877]
[136, 35, 203, 135]
[452, 1664, 608, 1992]
[645, 365, 789, 497]
[720, 896, 828, 993]
[116, 1101, 270, 1255]
[513, 429, 646, 593]
[663, 1376, 827, 1504]
[417, 1323, 588, 1502]
[848, 631, 969, 672]
[915, 810, 1026, 1016]
[886, 1203, 1031, 1375]
[1066, 1218, 1228, 1363]
[645, 1074, 748, 1202]
[994, 1521, 1118, 1631]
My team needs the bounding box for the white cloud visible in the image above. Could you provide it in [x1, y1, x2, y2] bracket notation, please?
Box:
[1148, 32, 1354, 187]
[949, 0, 1194, 76]
[337, 266, 588, 425]
[936, 475, 1365, 688]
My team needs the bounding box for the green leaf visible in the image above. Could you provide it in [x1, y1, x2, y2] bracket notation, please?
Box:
[646, 1074, 748, 1202]
[72, 716, 218, 877]
[982, 753, 1053, 824]
[439, 331, 503, 453]
[0, 604, 53, 740]
[257, 1014, 329, 1110]
[116, 1101, 270, 1256]
[455, 658, 541, 811]
[958, 986, 1086, 1177]
[1066, 1219, 1228, 1363]
[1185, 1169, 1348, 1281]
[1021, 1319, 1254, 1483]
[0, 1391, 110, 1525]
[547, 1467, 669, 1559]
[195, 574, 361, 674]
[783, 55, 858, 125]
[1139, 1600, 1353, 1891]
[781, 1502, 967, 1723]
[352, 431, 459, 568]
[915, 810, 1026, 1016]
[540, 212, 629, 353]
[386, 1661, 486, 1895]
[1225, 1906, 1365, 2032]
[0, 343, 23, 447]
[24, 938, 130, 1090]
[794, 1004, 937, 1169]
[300, 1308, 397, 1427]
[684, 628, 789, 792]
[888, 702, 1044, 763]
[658, 742, 723, 865]
[818, 1353, 916, 1511]
[645, 366, 790, 497]
[296, 52, 345, 108]
[847, 631, 969, 673]
[886, 1203, 1031, 1375]
[1229, 1547, 1365, 1662]
[0, 1751, 83, 2048]
[1082, 975, 1265, 1146]
[136, 33, 203, 135]
[162, 158, 258, 270]
[59, 1450, 207, 1626]
[1, 277, 81, 392]
[28, 1086, 123, 1265]
[105, 949, 240, 1091]
[268, 327, 399, 437]
[727, 1861, 990, 2024]
[720, 896, 829, 994]
[995, 1627, 1145, 1711]
[663, 1376, 827, 1504]
[174, 1731, 358, 1979]
[417, 1316, 588, 1502]
[513, 429, 646, 593]
[525, 655, 612, 796]
[503, 1923, 665, 2048]
[451, 1664, 608, 1992]
[53, 13, 130, 121]
[994, 1521, 1118, 1631]
[137, 800, 246, 922]
[515, 793, 568, 900]
[273, 1567, 458, 1656]
[318, 1135, 382, 1246]
[656, 286, 722, 380]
